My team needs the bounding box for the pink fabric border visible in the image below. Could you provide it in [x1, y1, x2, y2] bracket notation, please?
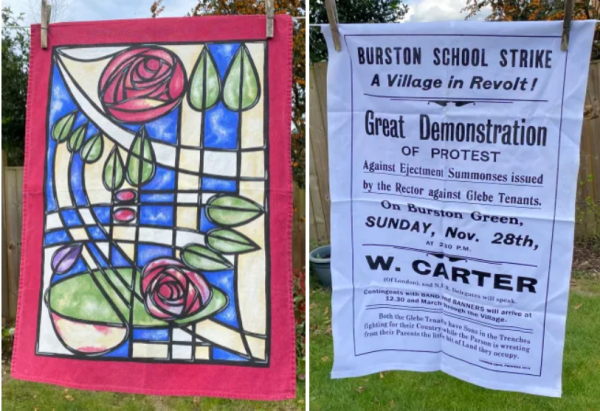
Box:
[12, 15, 295, 400]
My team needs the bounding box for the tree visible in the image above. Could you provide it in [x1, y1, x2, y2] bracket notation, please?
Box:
[309, 0, 408, 63]
[150, 0, 164, 18]
[27, 0, 72, 23]
[150, 0, 306, 187]
[2, 8, 30, 166]
[463, 0, 599, 60]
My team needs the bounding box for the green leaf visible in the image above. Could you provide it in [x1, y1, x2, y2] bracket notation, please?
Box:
[126, 126, 155, 186]
[189, 48, 220, 111]
[174, 287, 228, 326]
[89, 267, 130, 320]
[223, 45, 260, 111]
[80, 133, 104, 163]
[207, 228, 259, 254]
[103, 146, 124, 190]
[47, 268, 188, 328]
[48, 273, 123, 324]
[182, 244, 233, 272]
[51, 111, 77, 142]
[104, 268, 133, 302]
[68, 122, 87, 152]
[133, 298, 168, 326]
[206, 195, 264, 227]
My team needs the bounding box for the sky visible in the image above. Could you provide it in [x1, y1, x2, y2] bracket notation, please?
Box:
[404, 0, 489, 22]
[1, 0, 196, 25]
[1, 0, 489, 25]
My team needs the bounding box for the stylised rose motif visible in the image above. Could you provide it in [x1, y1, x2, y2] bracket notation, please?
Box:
[100, 47, 186, 123]
[141, 258, 212, 321]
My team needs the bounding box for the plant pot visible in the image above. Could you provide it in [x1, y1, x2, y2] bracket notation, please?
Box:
[310, 245, 331, 288]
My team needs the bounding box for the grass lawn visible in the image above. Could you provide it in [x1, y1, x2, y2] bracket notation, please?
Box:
[1, 360, 305, 411]
[309, 273, 600, 411]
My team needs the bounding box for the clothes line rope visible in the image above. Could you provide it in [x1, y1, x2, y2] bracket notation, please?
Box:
[3, 15, 305, 30]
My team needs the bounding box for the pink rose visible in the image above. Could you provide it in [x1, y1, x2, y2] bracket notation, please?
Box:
[141, 258, 211, 321]
[100, 47, 185, 123]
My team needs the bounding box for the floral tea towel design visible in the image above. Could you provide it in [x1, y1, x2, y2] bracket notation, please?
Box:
[12, 15, 295, 400]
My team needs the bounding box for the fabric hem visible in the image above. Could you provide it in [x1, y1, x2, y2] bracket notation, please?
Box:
[11, 372, 296, 400]
[11, 25, 39, 375]
[278, 14, 297, 397]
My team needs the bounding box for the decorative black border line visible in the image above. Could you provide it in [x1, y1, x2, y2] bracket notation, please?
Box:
[35, 40, 271, 367]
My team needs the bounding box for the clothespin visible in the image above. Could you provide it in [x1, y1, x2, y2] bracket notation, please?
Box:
[324, 0, 341, 52]
[561, 0, 574, 51]
[41, 0, 51, 49]
[266, 0, 274, 38]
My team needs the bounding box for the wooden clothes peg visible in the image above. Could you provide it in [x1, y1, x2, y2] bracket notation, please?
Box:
[266, 0, 274, 38]
[41, 0, 51, 49]
[561, 0, 574, 51]
[324, 0, 341, 52]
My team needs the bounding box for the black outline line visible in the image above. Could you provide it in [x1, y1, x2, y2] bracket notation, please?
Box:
[204, 193, 265, 228]
[180, 244, 234, 271]
[235, 42, 253, 362]
[187, 47, 221, 113]
[194, 44, 208, 358]
[262, 38, 272, 366]
[365, 94, 549, 103]
[206, 227, 260, 255]
[80, 132, 104, 164]
[222, 44, 262, 114]
[126, 121, 144, 358]
[125, 126, 157, 187]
